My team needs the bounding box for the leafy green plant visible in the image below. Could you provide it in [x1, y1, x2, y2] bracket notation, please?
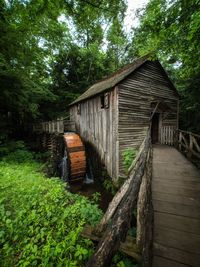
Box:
[0, 140, 26, 157]
[111, 252, 138, 267]
[91, 192, 101, 204]
[0, 147, 103, 266]
[122, 148, 137, 174]
[103, 179, 118, 196]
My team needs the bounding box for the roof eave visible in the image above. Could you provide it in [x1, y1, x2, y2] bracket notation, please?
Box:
[68, 86, 113, 107]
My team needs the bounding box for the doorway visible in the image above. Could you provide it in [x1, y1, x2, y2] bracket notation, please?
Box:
[151, 113, 160, 144]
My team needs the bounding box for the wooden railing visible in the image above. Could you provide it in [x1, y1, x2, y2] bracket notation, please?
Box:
[84, 128, 153, 267]
[32, 117, 75, 134]
[178, 130, 200, 160]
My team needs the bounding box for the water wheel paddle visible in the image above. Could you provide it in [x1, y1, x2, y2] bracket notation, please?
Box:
[63, 133, 86, 182]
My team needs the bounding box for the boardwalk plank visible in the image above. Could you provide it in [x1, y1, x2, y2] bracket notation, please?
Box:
[153, 200, 200, 218]
[152, 178, 200, 190]
[153, 167, 200, 178]
[152, 184, 200, 198]
[154, 243, 200, 267]
[153, 256, 190, 267]
[153, 175, 200, 182]
[153, 191, 200, 207]
[152, 145, 200, 267]
[154, 212, 200, 234]
[154, 226, 200, 254]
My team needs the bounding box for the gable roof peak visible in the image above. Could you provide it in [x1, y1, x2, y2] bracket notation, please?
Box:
[69, 54, 178, 106]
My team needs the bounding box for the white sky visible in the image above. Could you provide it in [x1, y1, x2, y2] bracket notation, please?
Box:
[124, 0, 149, 32]
[57, 0, 149, 47]
[58, 0, 149, 32]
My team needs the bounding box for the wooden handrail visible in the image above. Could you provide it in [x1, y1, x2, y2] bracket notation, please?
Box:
[178, 129, 200, 159]
[178, 129, 200, 139]
[86, 128, 152, 267]
[32, 117, 75, 134]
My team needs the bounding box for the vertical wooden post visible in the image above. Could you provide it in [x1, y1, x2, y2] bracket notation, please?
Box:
[188, 133, 193, 158]
[136, 148, 153, 267]
[60, 117, 64, 133]
[57, 119, 60, 133]
[42, 133, 46, 149]
[179, 131, 182, 151]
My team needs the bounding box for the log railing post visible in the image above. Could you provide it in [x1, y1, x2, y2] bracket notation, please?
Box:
[177, 129, 200, 160]
[136, 147, 153, 267]
[188, 133, 193, 158]
[86, 129, 151, 267]
[179, 131, 182, 151]
[60, 118, 64, 133]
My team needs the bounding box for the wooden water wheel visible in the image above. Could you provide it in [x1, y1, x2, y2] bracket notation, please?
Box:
[63, 133, 86, 182]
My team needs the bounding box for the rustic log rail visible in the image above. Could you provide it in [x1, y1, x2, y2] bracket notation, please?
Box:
[85, 128, 153, 267]
[178, 129, 200, 160]
[32, 117, 75, 134]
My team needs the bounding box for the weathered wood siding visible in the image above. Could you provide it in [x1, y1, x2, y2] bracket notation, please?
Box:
[70, 88, 118, 179]
[70, 61, 179, 180]
[118, 61, 179, 177]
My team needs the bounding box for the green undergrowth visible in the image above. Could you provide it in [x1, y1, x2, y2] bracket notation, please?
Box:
[111, 252, 138, 267]
[0, 142, 102, 266]
[122, 148, 137, 174]
[103, 179, 118, 196]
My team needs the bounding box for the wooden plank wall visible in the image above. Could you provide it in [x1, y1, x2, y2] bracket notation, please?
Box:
[118, 61, 179, 177]
[70, 88, 118, 179]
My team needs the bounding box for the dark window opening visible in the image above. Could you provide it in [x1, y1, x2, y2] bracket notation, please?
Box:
[100, 93, 109, 109]
[151, 113, 160, 144]
[77, 103, 81, 114]
[100, 95, 105, 108]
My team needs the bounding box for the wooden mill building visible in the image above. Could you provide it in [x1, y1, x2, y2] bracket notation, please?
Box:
[69, 56, 179, 180]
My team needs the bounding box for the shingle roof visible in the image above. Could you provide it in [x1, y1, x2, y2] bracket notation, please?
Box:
[69, 55, 149, 106]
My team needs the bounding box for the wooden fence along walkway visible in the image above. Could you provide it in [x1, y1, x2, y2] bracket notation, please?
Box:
[178, 130, 200, 160]
[32, 117, 75, 134]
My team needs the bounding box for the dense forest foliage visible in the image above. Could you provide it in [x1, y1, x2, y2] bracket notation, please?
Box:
[0, 0, 200, 139]
[130, 0, 200, 132]
[0, 0, 127, 138]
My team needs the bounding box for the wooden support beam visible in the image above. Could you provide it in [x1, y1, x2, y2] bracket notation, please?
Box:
[149, 101, 160, 121]
[82, 224, 142, 262]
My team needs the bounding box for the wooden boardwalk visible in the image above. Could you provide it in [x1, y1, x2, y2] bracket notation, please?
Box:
[152, 145, 200, 267]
